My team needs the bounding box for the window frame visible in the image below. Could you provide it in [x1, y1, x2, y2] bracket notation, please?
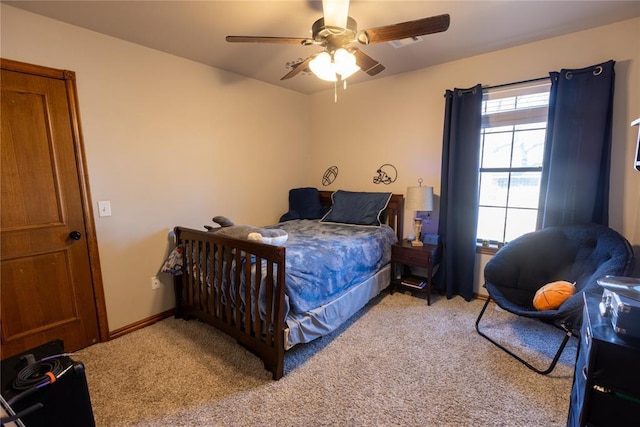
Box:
[476, 80, 551, 253]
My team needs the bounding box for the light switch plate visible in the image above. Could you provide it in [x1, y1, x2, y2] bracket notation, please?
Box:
[98, 200, 112, 217]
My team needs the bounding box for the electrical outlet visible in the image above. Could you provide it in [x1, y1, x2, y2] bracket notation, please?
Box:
[151, 276, 161, 290]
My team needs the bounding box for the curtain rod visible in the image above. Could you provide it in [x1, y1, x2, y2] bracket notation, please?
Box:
[447, 76, 550, 97]
[483, 76, 549, 91]
[455, 64, 606, 95]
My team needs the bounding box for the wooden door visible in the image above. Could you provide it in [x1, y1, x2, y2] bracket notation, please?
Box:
[1, 59, 108, 358]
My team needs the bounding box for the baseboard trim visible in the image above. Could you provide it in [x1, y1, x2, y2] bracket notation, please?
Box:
[108, 309, 175, 340]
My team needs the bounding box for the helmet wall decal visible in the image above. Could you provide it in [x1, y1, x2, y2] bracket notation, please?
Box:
[373, 164, 397, 185]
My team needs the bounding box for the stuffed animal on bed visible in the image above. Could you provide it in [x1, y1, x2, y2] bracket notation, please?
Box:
[204, 216, 288, 246]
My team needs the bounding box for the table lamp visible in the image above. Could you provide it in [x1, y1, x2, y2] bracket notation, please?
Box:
[405, 179, 434, 246]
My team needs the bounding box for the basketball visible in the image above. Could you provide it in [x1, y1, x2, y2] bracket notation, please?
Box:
[533, 280, 575, 311]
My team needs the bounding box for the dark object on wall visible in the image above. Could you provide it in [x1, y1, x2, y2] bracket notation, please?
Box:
[372, 164, 397, 184]
[322, 166, 338, 186]
[0, 340, 95, 427]
[632, 118, 640, 171]
[475, 223, 635, 375]
[567, 293, 640, 427]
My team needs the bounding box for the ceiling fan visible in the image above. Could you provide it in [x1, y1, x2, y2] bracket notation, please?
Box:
[226, 0, 450, 83]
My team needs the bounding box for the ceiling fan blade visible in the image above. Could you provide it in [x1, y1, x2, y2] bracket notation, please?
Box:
[357, 14, 450, 45]
[226, 36, 312, 45]
[353, 49, 385, 76]
[281, 55, 316, 80]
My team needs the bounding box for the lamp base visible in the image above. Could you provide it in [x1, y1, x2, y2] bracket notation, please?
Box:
[412, 217, 423, 246]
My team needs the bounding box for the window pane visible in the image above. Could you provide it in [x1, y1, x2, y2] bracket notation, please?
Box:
[515, 92, 549, 109]
[479, 172, 509, 206]
[507, 172, 541, 208]
[512, 129, 545, 167]
[484, 97, 516, 114]
[484, 125, 513, 133]
[481, 131, 513, 168]
[505, 208, 538, 242]
[477, 206, 506, 242]
[515, 122, 547, 131]
[482, 108, 548, 128]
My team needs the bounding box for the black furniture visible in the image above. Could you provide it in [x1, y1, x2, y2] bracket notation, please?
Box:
[632, 117, 639, 172]
[567, 293, 640, 426]
[475, 223, 635, 374]
[390, 239, 441, 305]
[0, 340, 95, 427]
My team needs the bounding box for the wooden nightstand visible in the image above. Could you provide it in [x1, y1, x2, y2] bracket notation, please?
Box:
[390, 239, 442, 305]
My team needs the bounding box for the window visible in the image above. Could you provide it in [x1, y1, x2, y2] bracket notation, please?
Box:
[477, 81, 551, 246]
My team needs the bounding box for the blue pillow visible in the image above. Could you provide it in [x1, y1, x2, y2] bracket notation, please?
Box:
[320, 191, 392, 226]
[279, 187, 328, 222]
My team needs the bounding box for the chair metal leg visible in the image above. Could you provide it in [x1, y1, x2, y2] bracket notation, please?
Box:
[475, 297, 573, 375]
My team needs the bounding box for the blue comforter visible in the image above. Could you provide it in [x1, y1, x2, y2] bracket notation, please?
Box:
[271, 220, 397, 313]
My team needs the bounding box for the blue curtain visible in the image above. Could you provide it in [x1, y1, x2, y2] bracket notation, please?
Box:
[435, 84, 482, 301]
[537, 60, 615, 228]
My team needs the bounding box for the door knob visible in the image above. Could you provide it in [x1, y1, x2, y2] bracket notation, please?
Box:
[69, 231, 82, 240]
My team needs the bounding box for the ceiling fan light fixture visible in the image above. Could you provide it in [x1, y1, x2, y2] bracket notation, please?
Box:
[309, 49, 360, 82]
[334, 48, 359, 78]
[309, 52, 337, 82]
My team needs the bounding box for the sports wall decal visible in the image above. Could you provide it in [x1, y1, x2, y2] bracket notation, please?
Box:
[373, 164, 397, 185]
[322, 166, 339, 186]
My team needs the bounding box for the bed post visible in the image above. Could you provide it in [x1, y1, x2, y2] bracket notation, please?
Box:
[172, 227, 184, 319]
[265, 245, 286, 380]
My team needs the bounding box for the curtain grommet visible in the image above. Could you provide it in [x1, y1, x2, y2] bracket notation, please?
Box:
[593, 66, 603, 76]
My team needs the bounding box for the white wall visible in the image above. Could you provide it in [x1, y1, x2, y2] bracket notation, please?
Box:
[1, 5, 311, 330]
[310, 17, 640, 294]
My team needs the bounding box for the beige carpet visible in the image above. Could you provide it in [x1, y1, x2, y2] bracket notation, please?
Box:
[76, 292, 578, 426]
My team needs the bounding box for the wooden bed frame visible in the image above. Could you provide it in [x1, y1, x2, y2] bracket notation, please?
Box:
[172, 191, 404, 379]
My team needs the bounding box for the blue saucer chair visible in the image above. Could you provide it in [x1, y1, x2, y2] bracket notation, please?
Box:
[475, 223, 635, 375]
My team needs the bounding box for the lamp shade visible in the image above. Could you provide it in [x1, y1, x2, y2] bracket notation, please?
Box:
[406, 185, 434, 212]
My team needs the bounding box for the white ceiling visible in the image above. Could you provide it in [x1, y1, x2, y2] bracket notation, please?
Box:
[6, 1, 640, 94]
